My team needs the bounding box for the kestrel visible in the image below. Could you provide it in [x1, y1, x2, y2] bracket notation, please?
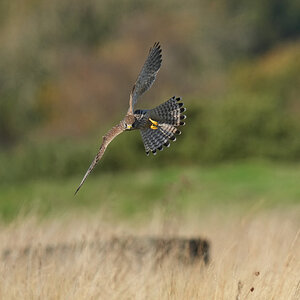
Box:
[75, 42, 186, 194]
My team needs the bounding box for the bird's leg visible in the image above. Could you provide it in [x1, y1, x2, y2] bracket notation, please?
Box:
[149, 118, 158, 130]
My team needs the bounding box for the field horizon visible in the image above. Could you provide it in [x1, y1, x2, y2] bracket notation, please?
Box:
[1, 161, 300, 221]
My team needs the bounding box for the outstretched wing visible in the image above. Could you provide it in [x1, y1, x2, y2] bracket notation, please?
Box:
[128, 42, 162, 114]
[75, 123, 124, 195]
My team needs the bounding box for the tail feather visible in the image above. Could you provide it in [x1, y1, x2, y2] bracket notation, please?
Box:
[140, 96, 186, 155]
[150, 96, 184, 126]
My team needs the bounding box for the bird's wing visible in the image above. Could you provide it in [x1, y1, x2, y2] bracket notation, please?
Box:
[128, 42, 162, 114]
[75, 123, 124, 195]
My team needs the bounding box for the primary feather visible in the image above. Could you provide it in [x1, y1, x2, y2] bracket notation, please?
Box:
[75, 123, 124, 195]
[128, 42, 162, 114]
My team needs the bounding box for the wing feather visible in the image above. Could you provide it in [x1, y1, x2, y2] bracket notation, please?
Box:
[75, 123, 124, 195]
[128, 42, 162, 114]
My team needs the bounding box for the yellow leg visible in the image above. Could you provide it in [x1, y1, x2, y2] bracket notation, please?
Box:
[149, 118, 158, 129]
[149, 118, 158, 126]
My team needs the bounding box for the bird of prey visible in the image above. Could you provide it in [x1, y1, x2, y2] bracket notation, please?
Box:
[75, 42, 186, 194]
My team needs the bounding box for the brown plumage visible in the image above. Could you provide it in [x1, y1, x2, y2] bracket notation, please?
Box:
[75, 42, 186, 194]
[75, 123, 124, 195]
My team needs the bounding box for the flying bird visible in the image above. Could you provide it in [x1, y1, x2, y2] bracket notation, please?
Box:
[75, 42, 186, 194]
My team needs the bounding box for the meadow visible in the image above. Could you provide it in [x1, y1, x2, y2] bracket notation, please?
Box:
[1, 162, 300, 221]
[0, 162, 299, 299]
[0, 204, 299, 299]
[1, 1, 299, 298]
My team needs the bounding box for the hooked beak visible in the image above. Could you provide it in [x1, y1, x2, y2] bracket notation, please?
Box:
[126, 124, 132, 130]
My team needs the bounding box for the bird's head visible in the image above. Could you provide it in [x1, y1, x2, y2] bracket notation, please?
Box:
[123, 114, 136, 130]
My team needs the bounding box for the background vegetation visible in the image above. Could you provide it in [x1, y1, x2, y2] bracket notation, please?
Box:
[0, 0, 300, 185]
[0, 2, 299, 298]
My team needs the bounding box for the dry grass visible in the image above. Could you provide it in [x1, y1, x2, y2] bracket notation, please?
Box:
[0, 208, 299, 299]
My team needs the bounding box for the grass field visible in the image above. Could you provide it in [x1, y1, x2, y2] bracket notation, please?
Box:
[0, 162, 299, 299]
[0, 211, 299, 299]
[1, 162, 300, 221]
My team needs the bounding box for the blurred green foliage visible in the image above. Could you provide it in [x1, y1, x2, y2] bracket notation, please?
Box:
[1, 87, 299, 183]
[0, 163, 299, 221]
[0, 0, 300, 182]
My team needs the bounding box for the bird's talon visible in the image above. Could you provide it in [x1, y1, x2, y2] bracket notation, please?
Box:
[149, 118, 158, 126]
[150, 124, 158, 130]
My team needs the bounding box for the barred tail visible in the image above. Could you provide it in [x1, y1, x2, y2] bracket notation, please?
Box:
[140, 96, 186, 155]
[150, 96, 186, 126]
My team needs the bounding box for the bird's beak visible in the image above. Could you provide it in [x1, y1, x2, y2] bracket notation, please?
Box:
[126, 124, 132, 130]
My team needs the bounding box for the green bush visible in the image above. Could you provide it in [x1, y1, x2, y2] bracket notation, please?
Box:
[1, 90, 299, 183]
[0, 0, 299, 182]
